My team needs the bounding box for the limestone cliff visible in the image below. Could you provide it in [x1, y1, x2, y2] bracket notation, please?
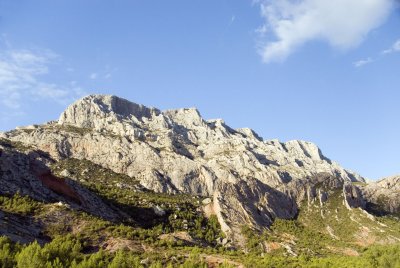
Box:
[360, 176, 400, 216]
[4, 94, 395, 245]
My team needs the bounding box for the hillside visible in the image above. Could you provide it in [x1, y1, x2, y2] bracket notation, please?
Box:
[0, 94, 399, 267]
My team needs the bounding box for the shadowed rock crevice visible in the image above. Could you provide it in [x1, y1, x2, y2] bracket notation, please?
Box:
[0, 209, 48, 245]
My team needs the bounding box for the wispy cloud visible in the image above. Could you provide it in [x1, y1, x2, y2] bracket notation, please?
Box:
[0, 48, 86, 109]
[229, 15, 236, 26]
[89, 72, 98, 79]
[256, 0, 396, 63]
[352, 38, 400, 67]
[89, 66, 116, 80]
[382, 39, 400, 54]
[353, 57, 373, 67]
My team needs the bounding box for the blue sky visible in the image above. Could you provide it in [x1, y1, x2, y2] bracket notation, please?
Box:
[0, 0, 399, 180]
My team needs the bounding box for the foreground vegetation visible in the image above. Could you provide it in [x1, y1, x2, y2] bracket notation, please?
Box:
[1, 234, 400, 268]
[1, 192, 400, 267]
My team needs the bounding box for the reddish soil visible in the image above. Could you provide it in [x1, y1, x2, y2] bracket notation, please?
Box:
[30, 163, 82, 205]
[38, 171, 82, 204]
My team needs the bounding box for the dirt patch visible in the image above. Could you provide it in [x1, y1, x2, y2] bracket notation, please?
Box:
[158, 231, 198, 246]
[264, 241, 282, 253]
[103, 237, 144, 253]
[326, 245, 359, 256]
[71, 220, 89, 235]
[279, 232, 297, 245]
[202, 254, 244, 268]
[354, 226, 376, 246]
[141, 243, 155, 253]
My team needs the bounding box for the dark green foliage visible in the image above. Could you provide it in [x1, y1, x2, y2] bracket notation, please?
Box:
[43, 235, 83, 267]
[70, 250, 108, 268]
[2, 236, 399, 268]
[0, 193, 41, 215]
[0, 236, 21, 268]
[16, 241, 50, 268]
[173, 249, 207, 268]
[0, 236, 217, 267]
[241, 225, 264, 253]
[107, 250, 142, 268]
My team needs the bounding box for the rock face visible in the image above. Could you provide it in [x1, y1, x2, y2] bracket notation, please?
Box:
[360, 176, 400, 215]
[343, 183, 366, 210]
[376, 176, 400, 191]
[1, 94, 380, 244]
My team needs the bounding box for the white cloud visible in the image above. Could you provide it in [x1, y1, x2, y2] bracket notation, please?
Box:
[0, 49, 85, 109]
[393, 40, 400, 51]
[257, 0, 395, 63]
[89, 72, 98, 79]
[353, 57, 373, 67]
[382, 39, 400, 54]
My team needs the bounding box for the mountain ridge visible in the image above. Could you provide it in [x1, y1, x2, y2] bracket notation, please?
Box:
[1, 94, 399, 250]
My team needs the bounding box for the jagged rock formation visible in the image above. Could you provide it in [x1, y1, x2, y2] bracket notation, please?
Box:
[343, 183, 366, 210]
[1, 94, 397, 245]
[360, 176, 400, 215]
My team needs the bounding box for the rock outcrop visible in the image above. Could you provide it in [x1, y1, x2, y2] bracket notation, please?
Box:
[360, 176, 400, 215]
[343, 183, 366, 210]
[1, 94, 379, 244]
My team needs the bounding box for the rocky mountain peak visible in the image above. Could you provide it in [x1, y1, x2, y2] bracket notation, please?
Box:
[3, 94, 386, 246]
[58, 94, 161, 128]
[284, 140, 326, 162]
[163, 107, 204, 129]
[236, 128, 263, 141]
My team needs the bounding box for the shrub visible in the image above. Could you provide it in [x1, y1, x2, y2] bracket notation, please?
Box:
[16, 241, 49, 268]
[108, 250, 142, 268]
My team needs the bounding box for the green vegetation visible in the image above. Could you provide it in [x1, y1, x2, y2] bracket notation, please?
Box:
[0, 193, 41, 215]
[239, 188, 400, 267]
[242, 244, 400, 268]
[1, 235, 400, 268]
[0, 235, 215, 268]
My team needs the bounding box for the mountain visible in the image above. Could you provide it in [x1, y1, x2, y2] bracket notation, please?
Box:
[1, 94, 399, 267]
